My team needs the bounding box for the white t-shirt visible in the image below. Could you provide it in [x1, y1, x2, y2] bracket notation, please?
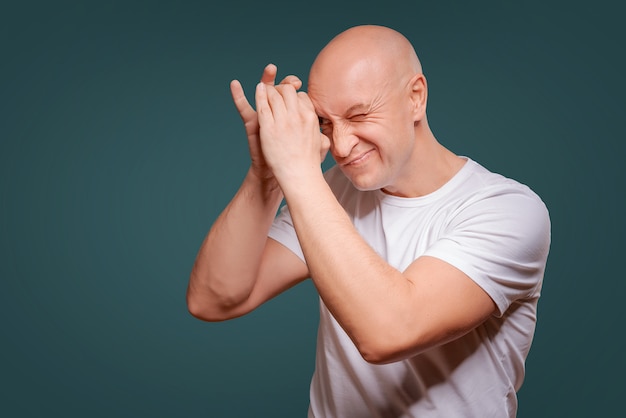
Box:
[268, 158, 551, 418]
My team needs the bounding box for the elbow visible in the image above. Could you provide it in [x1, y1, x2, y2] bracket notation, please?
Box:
[356, 325, 465, 365]
[356, 340, 408, 365]
[186, 282, 247, 322]
[186, 299, 209, 322]
[352, 326, 429, 365]
[186, 291, 223, 322]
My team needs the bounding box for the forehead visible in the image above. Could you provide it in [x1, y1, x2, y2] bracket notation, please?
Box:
[308, 62, 392, 116]
[309, 91, 374, 117]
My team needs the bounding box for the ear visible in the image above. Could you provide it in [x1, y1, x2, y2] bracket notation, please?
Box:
[408, 73, 427, 121]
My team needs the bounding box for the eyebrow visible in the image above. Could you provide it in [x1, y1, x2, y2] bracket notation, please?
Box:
[343, 103, 370, 116]
[317, 103, 371, 120]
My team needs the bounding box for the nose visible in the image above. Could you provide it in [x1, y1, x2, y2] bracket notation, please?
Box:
[331, 124, 359, 159]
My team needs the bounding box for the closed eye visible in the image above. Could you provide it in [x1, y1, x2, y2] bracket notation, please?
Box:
[349, 113, 368, 121]
[318, 116, 332, 132]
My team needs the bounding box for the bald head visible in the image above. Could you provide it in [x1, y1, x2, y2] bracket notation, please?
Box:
[309, 25, 422, 89]
[306, 26, 437, 194]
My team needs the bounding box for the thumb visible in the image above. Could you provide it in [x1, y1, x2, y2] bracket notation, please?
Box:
[320, 133, 331, 163]
[279, 75, 303, 91]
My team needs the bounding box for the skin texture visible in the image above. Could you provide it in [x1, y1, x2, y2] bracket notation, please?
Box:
[187, 25, 496, 364]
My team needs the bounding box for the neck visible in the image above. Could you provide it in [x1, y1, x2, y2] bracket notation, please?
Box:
[382, 129, 465, 198]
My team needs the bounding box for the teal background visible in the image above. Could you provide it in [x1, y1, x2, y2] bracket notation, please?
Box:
[1, 1, 624, 417]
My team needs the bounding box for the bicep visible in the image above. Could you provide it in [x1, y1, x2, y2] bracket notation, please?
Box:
[403, 256, 496, 349]
[357, 256, 496, 363]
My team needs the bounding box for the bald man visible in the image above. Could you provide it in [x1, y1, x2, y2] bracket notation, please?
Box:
[188, 25, 551, 417]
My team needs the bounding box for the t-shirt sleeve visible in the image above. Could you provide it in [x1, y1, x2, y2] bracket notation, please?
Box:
[268, 204, 306, 263]
[422, 184, 551, 316]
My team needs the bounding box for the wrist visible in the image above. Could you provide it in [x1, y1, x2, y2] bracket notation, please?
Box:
[277, 167, 326, 202]
[243, 168, 284, 205]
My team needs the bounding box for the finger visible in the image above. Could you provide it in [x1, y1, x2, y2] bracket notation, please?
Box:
[297, 91, 319, 120]
[230, 79, 255, 121]
[297, 90, 315, 110]
[279, 75, 302, 90]
[260, 63, 278, 85]
[265, 84, 289, 118]
[255, 82, 273, 123]
[275, 84, 299, 111]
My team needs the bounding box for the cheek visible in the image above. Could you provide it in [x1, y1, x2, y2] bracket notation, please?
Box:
[353, 123, 385, 144]
[364, 122, 410, 150]
[380, 128, 416, 168]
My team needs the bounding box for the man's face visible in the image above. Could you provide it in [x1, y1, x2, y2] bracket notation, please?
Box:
[308, 62, 418, 194]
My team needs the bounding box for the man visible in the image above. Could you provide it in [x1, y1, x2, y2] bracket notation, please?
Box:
[188, 25, 551, 417]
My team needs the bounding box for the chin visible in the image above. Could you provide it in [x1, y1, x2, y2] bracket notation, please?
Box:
[345, 171, 387, 192]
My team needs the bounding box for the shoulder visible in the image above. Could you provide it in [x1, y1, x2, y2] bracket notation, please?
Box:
[445, 160, 552, 268]
[459, 160, 550, 231]
[423, 160, 551, 311]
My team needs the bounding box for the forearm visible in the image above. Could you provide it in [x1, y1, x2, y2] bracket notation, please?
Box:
[187, 169, 284, 319]
[280, 173, 414, 360]
[251, 81, 495, 363]
[254, 81, 425, 361]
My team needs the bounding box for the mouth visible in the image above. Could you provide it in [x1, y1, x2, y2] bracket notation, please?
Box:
[342, 149, 374, 167]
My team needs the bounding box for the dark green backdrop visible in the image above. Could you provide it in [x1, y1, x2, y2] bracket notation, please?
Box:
[2, 1, 624, 417]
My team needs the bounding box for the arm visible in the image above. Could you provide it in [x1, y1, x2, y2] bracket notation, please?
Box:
[187, 66, 309, 321]
[278, 176, 495, 363]
[255, 83, 496, 363]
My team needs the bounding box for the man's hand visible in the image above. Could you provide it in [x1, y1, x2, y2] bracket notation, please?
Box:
[230, 64, 303, 186]
[254, 82, 330, 186]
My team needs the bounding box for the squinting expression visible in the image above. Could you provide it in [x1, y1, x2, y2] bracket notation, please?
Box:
[309, 76, 418, 193]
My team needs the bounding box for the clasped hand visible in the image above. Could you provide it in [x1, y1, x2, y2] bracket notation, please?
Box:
[255, 81, 330, 183]
[230, 64, 329, 190]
